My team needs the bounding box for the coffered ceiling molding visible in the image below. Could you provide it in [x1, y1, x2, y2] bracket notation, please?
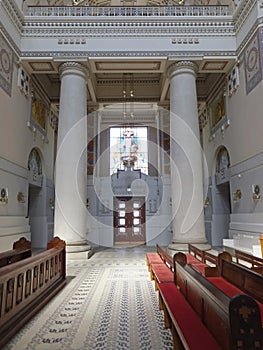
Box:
[94, 61, 161, 72]
[28, 61, 56, 72]
[200, 61, 228, 72]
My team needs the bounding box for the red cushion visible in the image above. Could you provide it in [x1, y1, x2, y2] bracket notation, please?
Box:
[208, 277, 263, 326]
[146, 253, 163, 264]
[152, 264, 174, 283]
[159, 283, 221, 350]
[185, 253, 201, 264]
[207, 277, 243, 297]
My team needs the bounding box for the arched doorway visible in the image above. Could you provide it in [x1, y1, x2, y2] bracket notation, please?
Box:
[27, 148, 51, 249]
[210, 146, 231, 246]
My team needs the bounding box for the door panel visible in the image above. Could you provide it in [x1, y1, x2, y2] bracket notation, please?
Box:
[114, 196, 145, 244]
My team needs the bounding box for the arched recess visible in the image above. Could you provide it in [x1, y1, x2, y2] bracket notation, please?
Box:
[27, 148, 52, 249]
[210, 146, 231, 246]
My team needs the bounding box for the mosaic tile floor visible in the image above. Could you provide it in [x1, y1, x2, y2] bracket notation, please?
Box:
[3, 246, 173, 350]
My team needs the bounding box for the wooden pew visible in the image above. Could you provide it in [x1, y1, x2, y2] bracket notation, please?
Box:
[150, 245, 174, 290]
[0, 236, 66, 348]
[235, 249, 263, 274]
[159, 253, 263, 350]
[146, 244, 173, 280]
[187, 244, 204, 263]
[205, 255, 263, 305]
[186, 249, 232, 276]
[0, 237, 31, 268]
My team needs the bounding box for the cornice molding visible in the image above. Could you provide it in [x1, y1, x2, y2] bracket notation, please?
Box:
[233, 0, 258, 34]
[22, 26, 235, 38]
[20, 50, 237, 59]
[236, 17, 263, 59]
[0, 25, 20, 59]
[1, 0, 23, 34]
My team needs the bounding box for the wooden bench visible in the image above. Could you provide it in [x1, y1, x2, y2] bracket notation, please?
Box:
[235, 249, 263, 274]
[206, 255, 263, 306]
[0, 236, 66, 348]
[180, 248, 232, 276]
[146, 244, 173, 281]
[187, 244, 205, 263]
[159, 254, 263, 350]
[150, 246, 174, 290]
[0, 237, 31, 268]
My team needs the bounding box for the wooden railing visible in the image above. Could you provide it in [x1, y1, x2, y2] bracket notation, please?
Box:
[0, 237, 31, 268]
[0, 237, 66, 348]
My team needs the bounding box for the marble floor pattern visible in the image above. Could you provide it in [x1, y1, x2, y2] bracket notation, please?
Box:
[3, 246, 174, 350]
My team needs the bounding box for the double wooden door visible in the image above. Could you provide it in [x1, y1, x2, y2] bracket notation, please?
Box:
[114, 196, 145, 245]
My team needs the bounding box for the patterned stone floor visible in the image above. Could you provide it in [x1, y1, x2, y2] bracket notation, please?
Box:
[3, 246, 173, 350]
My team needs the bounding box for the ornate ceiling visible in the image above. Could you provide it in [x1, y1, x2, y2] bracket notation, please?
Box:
[24, 0, 232, 6]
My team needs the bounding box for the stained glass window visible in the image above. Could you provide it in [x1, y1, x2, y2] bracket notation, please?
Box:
[110, 127, 148, 175]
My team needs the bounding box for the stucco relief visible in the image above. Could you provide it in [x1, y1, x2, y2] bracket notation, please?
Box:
[244, 30, 262, 95]
[0, 32, 13, 97]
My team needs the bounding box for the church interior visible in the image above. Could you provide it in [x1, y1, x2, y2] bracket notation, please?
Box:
[0, 0, 263, 349]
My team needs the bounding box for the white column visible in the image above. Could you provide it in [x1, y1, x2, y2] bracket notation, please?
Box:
[168, 61, 208, 251]
[54, 62, 91, 257]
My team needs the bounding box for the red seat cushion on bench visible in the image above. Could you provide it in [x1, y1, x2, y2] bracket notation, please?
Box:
[146, 253, 163, 265]
[208, 276, 263, 326]
[207, 277, 244, 297]
[151, 264, 174, 283]
[159, 283, 222, 350]
[185, 253, 202, 264]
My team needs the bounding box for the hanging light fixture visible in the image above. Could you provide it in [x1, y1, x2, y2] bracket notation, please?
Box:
[122, 73, 135, 121]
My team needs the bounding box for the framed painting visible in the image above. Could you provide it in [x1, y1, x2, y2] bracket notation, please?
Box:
[30, 95, 48, 135]
[209, 92, 228, 135]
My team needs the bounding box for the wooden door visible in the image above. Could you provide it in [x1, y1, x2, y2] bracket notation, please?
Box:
[114, 196, 145, 245]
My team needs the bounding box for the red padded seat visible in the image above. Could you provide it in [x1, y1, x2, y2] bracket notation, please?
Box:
[207, 277, 243, 297]
[185, 253, 201, 264]
[151, 264, 174, 284]
[159, 283, 222, 350]
[208, 277, 263, 325]
[146, 253, 163, 265]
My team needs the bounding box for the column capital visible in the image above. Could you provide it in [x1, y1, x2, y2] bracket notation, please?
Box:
[59, 61, 89, 80]
[167, 61, 199, 80]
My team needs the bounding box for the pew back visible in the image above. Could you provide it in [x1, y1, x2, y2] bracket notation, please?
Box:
[0, 237, 66, 348]
[174, 259, 231, 350]
[0, 237, 31, 268]
[235, 249, 263, 273]
[220, 258, 263, 303]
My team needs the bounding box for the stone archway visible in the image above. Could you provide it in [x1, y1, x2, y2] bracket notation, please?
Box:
[210, 146, 231, 246]
[27, 148, 51, 249]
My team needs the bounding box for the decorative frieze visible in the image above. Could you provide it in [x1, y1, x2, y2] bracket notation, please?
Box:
[58, 38, 87, 45]
[21, 49, 237, 59]
[22, 21, 235, 38]
[0, 32, 13, 97]
[244, 30, 262, 95]
[172, 38, 199, 44]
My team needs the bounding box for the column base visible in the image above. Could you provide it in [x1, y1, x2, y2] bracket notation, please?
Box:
[168, 242, 211, 253]
[66, 240, 93, 260]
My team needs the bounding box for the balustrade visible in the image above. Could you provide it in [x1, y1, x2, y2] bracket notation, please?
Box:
[25, 5, 230, 18]
[0, 240, 66, 348]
